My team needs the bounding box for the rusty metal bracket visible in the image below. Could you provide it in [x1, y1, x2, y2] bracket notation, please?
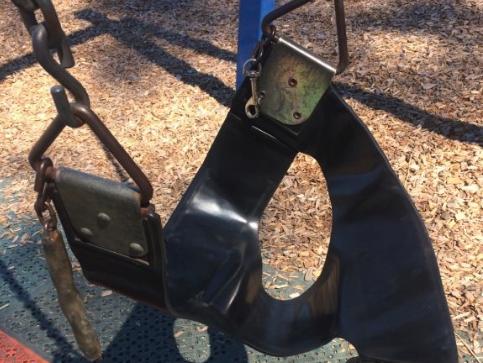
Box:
[28, 103, 153, 207]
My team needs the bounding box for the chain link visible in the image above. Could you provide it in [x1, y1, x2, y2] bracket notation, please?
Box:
[33, 158, 57, 230]
[11, 0, 132, 214]
[13, 0, 74, 68]
[12, 0, 37, 11]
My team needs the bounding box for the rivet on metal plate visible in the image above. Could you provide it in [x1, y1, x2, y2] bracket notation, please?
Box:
[129, 242, 145, 257]
[97, 212, 111, 228]
[80, 227, 93, 240]
[258, 37, 336, 125]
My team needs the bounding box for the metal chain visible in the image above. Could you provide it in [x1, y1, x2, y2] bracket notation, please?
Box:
[13, 0, 75, 68]
[11, 0, 130, 194]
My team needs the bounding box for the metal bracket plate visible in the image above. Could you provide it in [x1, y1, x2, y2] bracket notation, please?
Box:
[54, 167, 149, 259]
[259, 37, 336, 125]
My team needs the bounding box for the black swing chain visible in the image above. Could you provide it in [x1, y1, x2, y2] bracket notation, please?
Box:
[11, 0, 131, 222]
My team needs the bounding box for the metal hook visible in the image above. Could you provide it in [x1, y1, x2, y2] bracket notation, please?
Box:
[51, 85, 84, 128]
[28, 103, 154, 206]
[31, 23, 90, 106]
[261, 0, 349, 74]
[333, 0, 349, 74]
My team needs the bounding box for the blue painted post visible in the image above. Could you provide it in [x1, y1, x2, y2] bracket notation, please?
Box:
[236, 0, 275, 88]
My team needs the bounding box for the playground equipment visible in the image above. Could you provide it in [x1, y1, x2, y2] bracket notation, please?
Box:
[12, 0, 458, 362]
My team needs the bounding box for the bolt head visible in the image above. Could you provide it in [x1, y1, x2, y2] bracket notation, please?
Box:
[97, 213, 111, 228]
[129, 243, 145, 258]
[80, 227, 93, 240]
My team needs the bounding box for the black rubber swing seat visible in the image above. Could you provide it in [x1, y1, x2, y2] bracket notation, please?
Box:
[51, 81, 458, 362]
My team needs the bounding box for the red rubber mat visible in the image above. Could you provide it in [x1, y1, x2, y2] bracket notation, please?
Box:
[0, 329, 48, 363]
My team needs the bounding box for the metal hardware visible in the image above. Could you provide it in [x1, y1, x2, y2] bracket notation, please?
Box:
[34, 158, 55, 224]
[129, 243, 146, 258]
[258, 37, 335, 125]
[261, 0, 349, 74]
[244, 0, 348, 123]
[11, 1, 458, 360]
[12, 0, 74, 69]
[55, 167, 150, 259]
[29, 115, 64, 172]
[28, 147, 102, 360]
[262, 0, 311, 37]
[80, 227, 94, 240]
[32, 24, 89, 106]
[333, 0, 349, 74]
[28, 100, 153, 207]
[97, 213, 111, 228]
[36, 199, 58, 231]
[33, 157, 53, 195]
[51, 85, 83, 128]
[71, 103, 153, 206]
[243, 58, 263, 119]
[14, 0, 153, 206]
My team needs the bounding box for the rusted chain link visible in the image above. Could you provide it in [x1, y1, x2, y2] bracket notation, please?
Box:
[11, 0, 134, 185]
[9, 1, 155, 359]
[12, 0, 37, 12]
[13, 0, 74, 68]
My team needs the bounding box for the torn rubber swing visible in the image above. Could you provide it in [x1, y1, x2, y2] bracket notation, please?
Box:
[12, 0, 458, 362]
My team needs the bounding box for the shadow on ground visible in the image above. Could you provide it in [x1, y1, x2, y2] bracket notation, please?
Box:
[0, 217, 249, 362]
[1, 4, 480, 146]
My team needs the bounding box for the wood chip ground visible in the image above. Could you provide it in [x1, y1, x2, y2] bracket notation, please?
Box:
[0, 0, 481, 358]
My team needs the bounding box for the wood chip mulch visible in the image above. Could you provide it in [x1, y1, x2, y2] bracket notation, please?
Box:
[0, 0, 481, 358]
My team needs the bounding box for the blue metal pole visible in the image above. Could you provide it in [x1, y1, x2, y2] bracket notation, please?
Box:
[236, 0, 275, 88]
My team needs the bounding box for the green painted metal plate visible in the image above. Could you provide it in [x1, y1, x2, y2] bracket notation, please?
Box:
[55, 167, 149, 260]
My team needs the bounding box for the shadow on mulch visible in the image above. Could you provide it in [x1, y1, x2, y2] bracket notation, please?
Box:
[76, 9, 234, 107]
[352, 1, 480, 40]
[1, 6, 480, 146]
[336, 83, 482, 147]
[94, 0, 197, 14]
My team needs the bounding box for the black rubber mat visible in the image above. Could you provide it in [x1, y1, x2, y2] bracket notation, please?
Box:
[0, 215, 360, 362]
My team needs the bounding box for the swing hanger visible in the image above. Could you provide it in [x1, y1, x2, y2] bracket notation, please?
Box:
[243, 0, 349, 122]
[261, 0, 349, 75]
[12, 0, 154, 207]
